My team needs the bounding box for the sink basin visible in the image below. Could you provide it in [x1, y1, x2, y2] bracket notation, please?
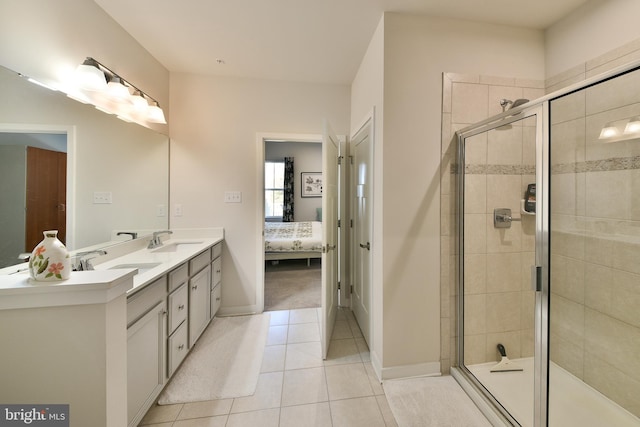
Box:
[151, 241, 203, 253]
[109, 262, 162, 274]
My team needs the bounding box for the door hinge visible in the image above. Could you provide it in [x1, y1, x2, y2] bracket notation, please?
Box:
[350, 285, 353, 294]
[338, 281, 341, 290]
[350, 219, 353, 228]
[349, 155, 354, 165]
[338, 219, 341, 228]
[338, 155, 344, 165]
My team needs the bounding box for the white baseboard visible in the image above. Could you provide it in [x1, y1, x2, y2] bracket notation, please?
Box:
[380, 361, 442, 381]
[217, 304, 261, 317]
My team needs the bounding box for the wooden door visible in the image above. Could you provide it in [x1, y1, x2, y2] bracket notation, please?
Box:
[26, 146, 67, 250]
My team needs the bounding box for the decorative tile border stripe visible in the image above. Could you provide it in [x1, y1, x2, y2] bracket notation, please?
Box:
[462, 164, 535, 175]
[454, 156, 640, 175]
[551, 156, 640, 174]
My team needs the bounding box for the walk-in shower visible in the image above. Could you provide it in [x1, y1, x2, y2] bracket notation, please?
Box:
[453, 63, 640, 426]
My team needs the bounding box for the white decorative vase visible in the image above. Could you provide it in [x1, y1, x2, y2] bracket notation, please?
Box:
[29, 230, 71, 281]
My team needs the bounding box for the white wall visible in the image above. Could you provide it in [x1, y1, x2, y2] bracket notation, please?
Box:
[265, 141, 322, 222]
[169, 72, 350, 313]
[545, 0, 640, 78]
[351, 12, 545, 377]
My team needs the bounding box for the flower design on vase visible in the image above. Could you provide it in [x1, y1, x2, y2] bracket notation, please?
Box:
[47, 262, 65, 280]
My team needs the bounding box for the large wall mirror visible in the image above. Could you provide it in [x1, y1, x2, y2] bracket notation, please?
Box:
[0, 64, 169, 268]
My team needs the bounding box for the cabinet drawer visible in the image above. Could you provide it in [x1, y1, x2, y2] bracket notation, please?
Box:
[211, 283, 221, 318]
[167, 321, 188, 377]
[212, 257, 222, 287]
[168, 284, 188, 334]
[212, 242, 222, 260]
[127, 276, 167, 327]
[168, 263, 188, 292]
[189, 249, 211, 275]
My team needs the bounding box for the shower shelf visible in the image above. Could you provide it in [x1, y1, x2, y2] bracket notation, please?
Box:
[520, 199, 535, 215]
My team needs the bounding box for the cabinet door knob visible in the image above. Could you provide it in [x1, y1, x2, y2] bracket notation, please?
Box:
[178, 344, 184, 350]
[178, 304, 185, 310]
[216, 297, 221, 301]
[192, 285, 198, 290]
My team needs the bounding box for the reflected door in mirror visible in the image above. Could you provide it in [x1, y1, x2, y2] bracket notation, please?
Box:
[26, 146, 67, 250]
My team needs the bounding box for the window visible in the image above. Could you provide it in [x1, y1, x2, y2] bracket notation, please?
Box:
[265, 161, 284, 219]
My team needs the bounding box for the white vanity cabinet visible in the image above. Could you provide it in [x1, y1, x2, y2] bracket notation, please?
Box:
[125, 237, 223, 427]
[189, 249, 212, 347]
[167, 263, 189, 377]
[210, 242, 223, 318]
[127, 276, 167, 426]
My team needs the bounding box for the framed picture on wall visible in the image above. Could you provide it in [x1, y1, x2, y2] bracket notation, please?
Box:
[301, 172, 322, 197]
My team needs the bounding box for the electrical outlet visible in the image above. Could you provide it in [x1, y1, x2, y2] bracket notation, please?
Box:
[224, 191, 242, 203]
[156, 204, 166, 217]
[174, 204, 183, 216]
[93, 191, 112, 204]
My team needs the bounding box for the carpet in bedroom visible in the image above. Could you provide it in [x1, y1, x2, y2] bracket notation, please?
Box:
[157, 313, 270, 405]
[264, 258, 321, 311]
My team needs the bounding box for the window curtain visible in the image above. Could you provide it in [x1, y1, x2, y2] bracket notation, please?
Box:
[283, 157, 294, 222]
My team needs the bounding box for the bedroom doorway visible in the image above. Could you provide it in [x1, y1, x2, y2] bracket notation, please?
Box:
[263, 136, 324, 311]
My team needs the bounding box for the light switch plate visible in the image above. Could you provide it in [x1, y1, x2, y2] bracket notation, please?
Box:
[174, 204, 183, 216]
[224, 191, 242, 203]
[156, 204, 166, 217]
[93, 191, 112, 204]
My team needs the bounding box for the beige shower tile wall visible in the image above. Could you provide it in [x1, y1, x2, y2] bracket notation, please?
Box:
[547, 44, 640, 417]
[441, 73, 543, 372]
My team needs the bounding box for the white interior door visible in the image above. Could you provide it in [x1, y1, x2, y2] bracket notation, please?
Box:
[321, 120, 339, 359]
[351, 121, 372, 345]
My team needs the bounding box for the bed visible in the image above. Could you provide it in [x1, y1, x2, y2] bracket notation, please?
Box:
[264, 221, 323, 265]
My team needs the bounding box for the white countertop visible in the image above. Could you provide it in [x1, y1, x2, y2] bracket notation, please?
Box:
[0, 228, 224, 308]
[94, 236, 223, 294]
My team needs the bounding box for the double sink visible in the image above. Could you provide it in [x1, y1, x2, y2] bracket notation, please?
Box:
[96, 240, 213, 293]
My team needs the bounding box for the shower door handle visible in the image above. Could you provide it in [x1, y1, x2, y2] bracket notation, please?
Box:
[531, 266, 542, 292]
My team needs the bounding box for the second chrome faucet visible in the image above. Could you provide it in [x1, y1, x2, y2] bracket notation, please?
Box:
[148, 230, 173, 249]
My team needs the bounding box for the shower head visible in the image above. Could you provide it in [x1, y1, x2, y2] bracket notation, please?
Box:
[510, 98, 529, 109]
[499, 98, 530, 112]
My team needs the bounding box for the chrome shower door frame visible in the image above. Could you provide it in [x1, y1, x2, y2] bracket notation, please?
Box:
[456, 103, 548, 427]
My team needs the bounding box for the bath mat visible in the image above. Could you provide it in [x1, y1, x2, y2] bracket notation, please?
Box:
[158, 313, 270, 404]
[384, 376, 492, 426]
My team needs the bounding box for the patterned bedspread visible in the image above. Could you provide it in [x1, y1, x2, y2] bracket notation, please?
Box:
[264, 221, 323, 252]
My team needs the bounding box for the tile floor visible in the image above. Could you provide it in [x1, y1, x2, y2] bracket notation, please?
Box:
[139, 307, 398, 427]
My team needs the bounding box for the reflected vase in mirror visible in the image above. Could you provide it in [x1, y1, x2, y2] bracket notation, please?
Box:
[29, 230, 70, 281]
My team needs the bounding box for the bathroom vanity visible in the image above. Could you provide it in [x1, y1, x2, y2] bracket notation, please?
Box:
[0, 229, 224, 427]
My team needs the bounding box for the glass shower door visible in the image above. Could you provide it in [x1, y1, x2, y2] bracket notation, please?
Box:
[547, 67, 640, 426]
[459, 107, 543, 427]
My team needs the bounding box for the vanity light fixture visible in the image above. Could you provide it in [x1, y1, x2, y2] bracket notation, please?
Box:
[74, 57, 108, 91]
[624, 116, 640, 135]
[106, 75, 131, 100]
[147, 100, 167, 124]
[70, 57, 167, 126]
[598, 122, 621, 140]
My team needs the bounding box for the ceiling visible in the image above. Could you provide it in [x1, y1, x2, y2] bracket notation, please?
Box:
[94, 0, 590, 85]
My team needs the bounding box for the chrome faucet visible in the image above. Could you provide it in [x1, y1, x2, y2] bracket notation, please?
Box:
[74, 250, 107, 271]
[148, 230, 173, 249]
